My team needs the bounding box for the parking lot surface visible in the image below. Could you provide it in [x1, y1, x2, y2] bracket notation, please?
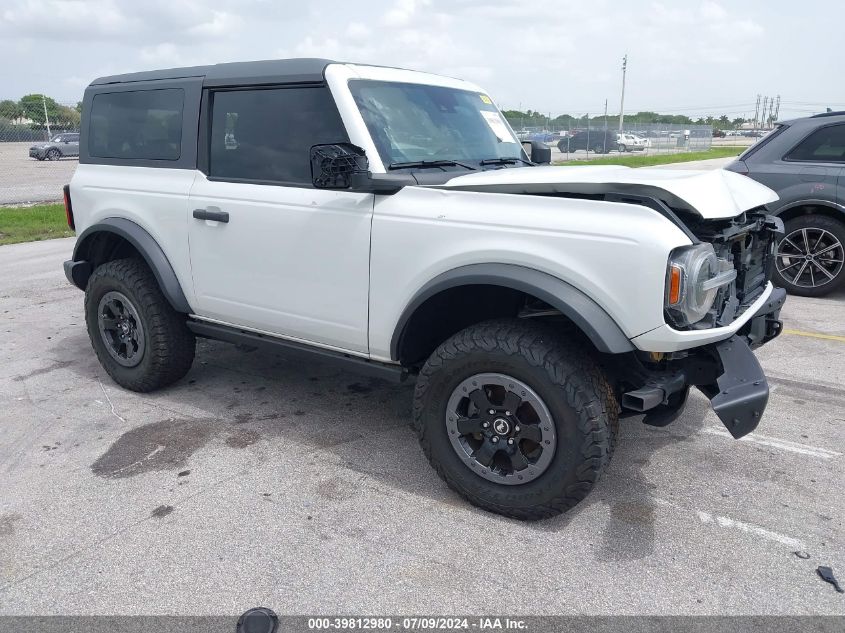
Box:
[0, 143, 77, 205]
[1, 236, 843, 616]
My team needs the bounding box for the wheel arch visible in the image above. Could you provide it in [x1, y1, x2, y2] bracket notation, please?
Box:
[391, 264, 634, 365]
[71, 218, 192, 313]
[774, 199, 845, 223]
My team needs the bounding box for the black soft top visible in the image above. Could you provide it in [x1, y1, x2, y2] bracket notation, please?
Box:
[90, 58, 337, 87]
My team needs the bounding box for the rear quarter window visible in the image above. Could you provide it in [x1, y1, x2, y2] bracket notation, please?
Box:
[738, 124, 787, 161]
[89, 89, 184, 160]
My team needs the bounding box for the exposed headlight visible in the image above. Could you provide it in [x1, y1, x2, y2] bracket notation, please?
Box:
[665, 243, 736, 327]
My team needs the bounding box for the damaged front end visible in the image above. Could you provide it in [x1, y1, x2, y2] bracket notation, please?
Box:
[619, 289, 784, 438]
[616, 208, 787, 438]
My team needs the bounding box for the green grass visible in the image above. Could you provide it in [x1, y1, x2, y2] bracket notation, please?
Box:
[0, 203, 74, 246]
[553, 146, 746, 167]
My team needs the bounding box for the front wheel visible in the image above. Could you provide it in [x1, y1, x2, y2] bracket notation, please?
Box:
[46, 148, 60, 161]
[592, 143, 605, 154]
[85, 258, 196, 392]
[412, 320, 618, 520]
[773, 214, 845, 297]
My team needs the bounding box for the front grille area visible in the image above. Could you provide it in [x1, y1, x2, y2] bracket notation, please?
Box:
[684, 209, 781, 329]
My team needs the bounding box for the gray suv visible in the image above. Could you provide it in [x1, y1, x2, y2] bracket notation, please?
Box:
[29, 133, 80, 161]
[727, 112, 845, 296]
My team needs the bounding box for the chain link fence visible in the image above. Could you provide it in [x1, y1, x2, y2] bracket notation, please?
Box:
[507, 118, 719, 161]
[1, 100, 80, 205]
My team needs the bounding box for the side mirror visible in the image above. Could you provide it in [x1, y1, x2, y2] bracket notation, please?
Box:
[310, 143, 368, 189]
[522, 140, 551, 165]
[310, 143, 415, 194]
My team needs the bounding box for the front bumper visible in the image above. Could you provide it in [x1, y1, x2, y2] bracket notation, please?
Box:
[630, 282, 779, 352]
[621, 286, 786, 438]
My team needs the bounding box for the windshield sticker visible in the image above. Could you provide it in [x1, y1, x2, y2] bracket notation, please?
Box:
[480, 110, 511, 141]
[479, 94, 493, 104]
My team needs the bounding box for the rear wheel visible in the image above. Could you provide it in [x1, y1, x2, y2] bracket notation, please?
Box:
[618, 144, 627, 152]
[592, 143, 605, 154]
[85, 258, 195, 392]
[412, 319, 618, 520]
[774, 214, 845, 297]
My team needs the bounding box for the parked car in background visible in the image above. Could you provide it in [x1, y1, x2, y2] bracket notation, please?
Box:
[527, 131, 559, 143]
[558, 128, 617, 154]
[29, 133, 80, 160]
[616, 133, 648, 152]
[726, 111, 845, 296]
[712, 129, 726, 138]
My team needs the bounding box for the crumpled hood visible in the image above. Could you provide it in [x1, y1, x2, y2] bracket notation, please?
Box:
[437, 165, 779, 220]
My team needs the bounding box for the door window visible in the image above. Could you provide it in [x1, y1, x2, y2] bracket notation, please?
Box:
[208, 86, 347, 186]
[785, 124, 845, 163]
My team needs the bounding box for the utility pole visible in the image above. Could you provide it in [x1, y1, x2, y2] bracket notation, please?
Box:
[41, 94, 52, 139]
[773, 95, 781, 124]
[604, 99, 608, 152]
[618, 54, 627, 132]
[760, 96, 768, 131]
[753, 94, 761, 130]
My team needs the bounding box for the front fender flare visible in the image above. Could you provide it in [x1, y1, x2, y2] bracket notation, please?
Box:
[390, 263, 634, 359]
[71, 218, 192, 313]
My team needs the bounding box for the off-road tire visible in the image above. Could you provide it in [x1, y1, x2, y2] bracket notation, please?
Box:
[85, 258, 195, 392]
[412, 319, 619, 520]
[773, 214, 845, 297]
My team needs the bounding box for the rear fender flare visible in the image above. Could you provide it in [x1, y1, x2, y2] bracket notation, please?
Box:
[72, 218, 192, 313]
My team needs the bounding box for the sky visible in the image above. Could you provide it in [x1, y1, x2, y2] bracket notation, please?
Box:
[1, 0, 842, 120]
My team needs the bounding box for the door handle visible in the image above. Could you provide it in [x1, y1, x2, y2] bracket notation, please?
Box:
[193, 208, 229, 223]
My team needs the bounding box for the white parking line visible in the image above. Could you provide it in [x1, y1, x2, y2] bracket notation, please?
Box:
[652, 498, 806, 549]
[696, 511, 805, 549]
[702, 427, 842, 460]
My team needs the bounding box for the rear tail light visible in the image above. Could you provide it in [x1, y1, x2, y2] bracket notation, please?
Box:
[63, 184, 74, 230]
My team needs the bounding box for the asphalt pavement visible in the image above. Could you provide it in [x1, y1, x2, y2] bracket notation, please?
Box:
[1, 153, 845, 615]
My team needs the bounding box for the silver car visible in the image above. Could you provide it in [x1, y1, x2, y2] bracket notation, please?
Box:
[29, 133, 80, 161]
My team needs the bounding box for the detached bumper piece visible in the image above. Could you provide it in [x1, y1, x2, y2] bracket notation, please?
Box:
[621, 286, 786, 438]
[700, 336, 768, 438]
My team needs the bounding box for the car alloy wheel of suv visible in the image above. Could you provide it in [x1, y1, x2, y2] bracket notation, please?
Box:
[774, 215, 845, 296]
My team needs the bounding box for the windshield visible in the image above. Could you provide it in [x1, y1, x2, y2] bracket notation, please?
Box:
[348, 80, 526, 167]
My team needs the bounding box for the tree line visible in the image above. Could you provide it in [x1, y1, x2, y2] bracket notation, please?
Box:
[502, 109, 748, 130]
[0, 95, 82, 128]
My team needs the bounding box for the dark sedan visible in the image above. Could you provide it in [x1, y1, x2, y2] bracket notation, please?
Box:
[557, 129, 617, 154]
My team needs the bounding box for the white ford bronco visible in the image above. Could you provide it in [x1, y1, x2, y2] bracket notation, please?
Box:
[64, 59, 786, 519]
